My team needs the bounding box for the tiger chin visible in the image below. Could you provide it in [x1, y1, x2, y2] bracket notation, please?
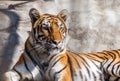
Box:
[3, 8, 120, 81]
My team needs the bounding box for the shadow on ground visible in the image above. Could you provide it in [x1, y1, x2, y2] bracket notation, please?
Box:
[0, 1, 36, 80]
[0, 8, 20, 80]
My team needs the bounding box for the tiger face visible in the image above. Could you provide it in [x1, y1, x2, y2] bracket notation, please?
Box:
[29, 8, 69, 54]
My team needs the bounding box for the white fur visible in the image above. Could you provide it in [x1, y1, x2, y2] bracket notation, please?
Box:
[3, 71, 20, 81]
[14, 62, 33, 80]
[24, 54, 42, 81]
[46, 61, 65, 80]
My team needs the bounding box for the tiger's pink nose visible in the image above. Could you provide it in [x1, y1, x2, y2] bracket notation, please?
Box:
[52, 40, 61, 45]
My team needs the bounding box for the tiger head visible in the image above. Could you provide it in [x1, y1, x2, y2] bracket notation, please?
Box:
[29, 8, 69, 54]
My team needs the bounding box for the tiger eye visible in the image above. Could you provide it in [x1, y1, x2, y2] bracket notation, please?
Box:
[37, 35, 45, 40]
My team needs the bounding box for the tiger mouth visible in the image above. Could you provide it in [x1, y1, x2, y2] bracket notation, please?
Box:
[45, 44, 63, 51]
[46, 45, 60, 50]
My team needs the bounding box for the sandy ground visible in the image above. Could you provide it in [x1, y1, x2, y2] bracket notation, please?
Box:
[1, 0, 120, 80]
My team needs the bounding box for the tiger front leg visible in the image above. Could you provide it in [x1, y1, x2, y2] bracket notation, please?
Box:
[2, 70, 21, 81]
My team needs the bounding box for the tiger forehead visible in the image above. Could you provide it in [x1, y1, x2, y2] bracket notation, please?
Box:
[42, 14, 61, 22]
[42, 14, 56, 18]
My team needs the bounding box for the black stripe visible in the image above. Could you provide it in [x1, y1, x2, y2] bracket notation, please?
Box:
[88, 54, 106, 60]
[74, 54, 92, 79]
[79, 71, 83, 80]
[70, 54, 81, 69]
[48, 56, 65, 77]
[86, 54, 102, 70]
[114, 50, 119, 53]
[48, 54, 57, 63]
[52, 56, 64, 67]
[102, 57, 109, 68]
[37, 25, 39, 35]
[25, 48, 38, 65]
[23, 57, 34, 80]
[113, 50, 120, 57]
[25, 47, 44, 75]
[13, 69, 22, 80]
[105, 52, 116, 75]
[54, 65, 67, 81]
[33, 28, 36, 40]
[69, 54, 86, 77]
[75, 54, 90, 68]
[99, 52, 108, 56]
[71, 54, 92, 79]
[67, 53, 74, 81]
[113, 61, 120, 76]
[104, 73, 111, 81]
[111, 61, 118, 76]
[93, 72, 96, 81]
[85, 54, 104, 62]
[106, 51, 115, 58]
[90, 58, 100, 70]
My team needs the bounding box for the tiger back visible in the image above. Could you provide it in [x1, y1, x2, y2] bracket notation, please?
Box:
[3, 8, 120, 81]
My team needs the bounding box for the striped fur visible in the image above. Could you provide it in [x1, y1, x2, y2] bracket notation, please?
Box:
[3, 8, 120, 81]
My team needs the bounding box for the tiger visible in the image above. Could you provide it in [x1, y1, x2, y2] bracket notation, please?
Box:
[2, 8, 120, 81]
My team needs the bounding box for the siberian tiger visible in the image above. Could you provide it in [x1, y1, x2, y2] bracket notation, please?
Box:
[2, 8, 120, 81]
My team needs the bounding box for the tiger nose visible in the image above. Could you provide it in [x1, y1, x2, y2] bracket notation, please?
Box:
[52, 40, 61, 45]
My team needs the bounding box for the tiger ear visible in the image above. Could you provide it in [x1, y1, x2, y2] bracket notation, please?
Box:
[29, 8, 40, 25]
[57, 9, 69, 22]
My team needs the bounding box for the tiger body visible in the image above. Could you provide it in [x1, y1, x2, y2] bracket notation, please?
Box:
[3, 8, 120, 81]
